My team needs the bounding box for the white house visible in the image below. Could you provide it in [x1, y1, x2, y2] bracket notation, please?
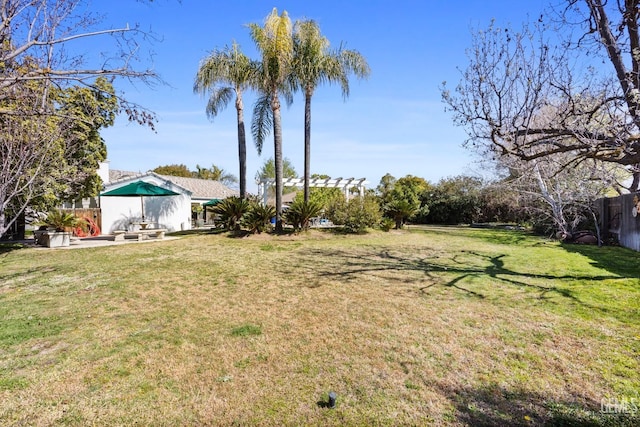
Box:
[98, 162, 239, 233]
[100, 172, 192, 233]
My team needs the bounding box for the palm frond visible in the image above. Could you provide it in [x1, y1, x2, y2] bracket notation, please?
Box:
[340, 48, 371, 80]
[205, 87, 234, 120]
[290, 20, 370, 102]
[194, 43, 258, 98]
[251, 94, 273, 155]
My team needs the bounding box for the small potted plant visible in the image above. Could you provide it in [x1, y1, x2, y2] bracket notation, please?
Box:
[37, 210, 85, 247]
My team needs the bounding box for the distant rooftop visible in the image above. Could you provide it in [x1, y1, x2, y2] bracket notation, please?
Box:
[109, 169, 238, 200]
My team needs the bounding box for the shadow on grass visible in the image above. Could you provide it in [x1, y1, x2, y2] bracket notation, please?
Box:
[561, 243, 640, 279]
[0, 241, 33, 254]
[297, 246, 628, 320]
[0, 266, 58, 289]
[410, 224, 535, 246]
[441, 383, 638, 426]
[169, 227, 227, 237]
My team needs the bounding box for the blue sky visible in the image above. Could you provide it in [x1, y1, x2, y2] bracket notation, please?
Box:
[96, 0, 547, 192]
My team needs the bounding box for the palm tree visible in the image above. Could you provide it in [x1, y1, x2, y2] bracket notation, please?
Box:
[249, 8, 294, 232]
[292, 20, 371, 202]
[194, 42, 258, 199]
[194, 164, 238, 187]
[385, 199, 419, 230]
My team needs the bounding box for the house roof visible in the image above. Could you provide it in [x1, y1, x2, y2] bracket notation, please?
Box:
[266, 190, 298, 206]
[156, 174, 238, 200]
[108, 170, 238, 200]
[109, 169, 142, 182]
[104, 171, 192, 195]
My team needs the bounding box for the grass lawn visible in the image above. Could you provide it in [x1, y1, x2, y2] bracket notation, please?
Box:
[1, 225, 639, 426]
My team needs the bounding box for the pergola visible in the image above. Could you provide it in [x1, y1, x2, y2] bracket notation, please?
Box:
[258, 177, 369, 206]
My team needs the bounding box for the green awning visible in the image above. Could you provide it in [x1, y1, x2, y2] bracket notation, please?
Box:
[101, 181, 179, 197]
[203, 198, 221, 206]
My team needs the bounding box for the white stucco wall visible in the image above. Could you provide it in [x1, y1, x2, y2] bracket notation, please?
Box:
[100, 178, 192, 234]
[97, 161, 110, 184]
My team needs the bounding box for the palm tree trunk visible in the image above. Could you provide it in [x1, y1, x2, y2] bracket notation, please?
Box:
[272, 93, 284, 232]
[236, 93, 247, 199]
[304, 90, 312, 203]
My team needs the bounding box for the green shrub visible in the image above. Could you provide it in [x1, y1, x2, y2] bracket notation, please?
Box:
[380, 217, 395, 232]
[327, 195, 381, 233]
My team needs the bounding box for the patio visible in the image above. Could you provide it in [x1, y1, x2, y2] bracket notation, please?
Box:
[18, 234, 179, 250]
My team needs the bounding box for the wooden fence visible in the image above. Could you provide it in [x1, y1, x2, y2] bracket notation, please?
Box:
[597, 192, 640, 251]
[60, 208, 102, 232]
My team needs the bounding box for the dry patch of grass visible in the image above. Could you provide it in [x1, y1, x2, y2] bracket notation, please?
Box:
[0, 226, 638, 426]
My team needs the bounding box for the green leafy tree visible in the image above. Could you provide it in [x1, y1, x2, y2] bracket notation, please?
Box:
[255, 157, 298, 197]
[194, 43, 259, 199]
[0, 1, 157, 238]
[153, 164, 193, 177]
[292, 20, 370, 202]
[376, 173, 397, 205]
[1, 77, 117, 237]
[327, 194, 381, 233]
[255, 157, 298, 181]
[54, 77, 116, 201]
[249, 8, 295, 232]
[424, 176, 484, 225]
[380, 175, 430, 225]
[477, 179, 527, 224]
[293, 174, 343, 209]
[194, 164, 238, 186]
[393, 176, 431, 204]
[1, 73, 60, 232]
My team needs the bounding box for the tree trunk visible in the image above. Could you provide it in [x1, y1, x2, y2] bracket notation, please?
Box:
[0, 202, 7, 239]
[588, 206, 602, 247]
[236, 92, 247, 199]
[395, 216, 403, 230]
[304, 89, 312, 203]
[272, 93, 284, 232]
[630, 166, 640, 192]
[533, 163, 568, 236]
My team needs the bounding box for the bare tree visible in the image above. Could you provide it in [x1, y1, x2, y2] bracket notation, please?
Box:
[442, 0, 640, 192]
[494, 152, 621, 241]
[0, 0, 158, 238]
[0, 0, 156, 96]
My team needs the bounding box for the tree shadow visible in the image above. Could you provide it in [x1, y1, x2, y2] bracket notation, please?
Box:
[0, 241, 34, 254]
[170, 227, 227, 237]
[413, 224, 533, 246]
[296, 246, 623, 317]
[439, 382, 638, 426]
[561, 243, 640, 280]
[0, 266, 58, 290]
